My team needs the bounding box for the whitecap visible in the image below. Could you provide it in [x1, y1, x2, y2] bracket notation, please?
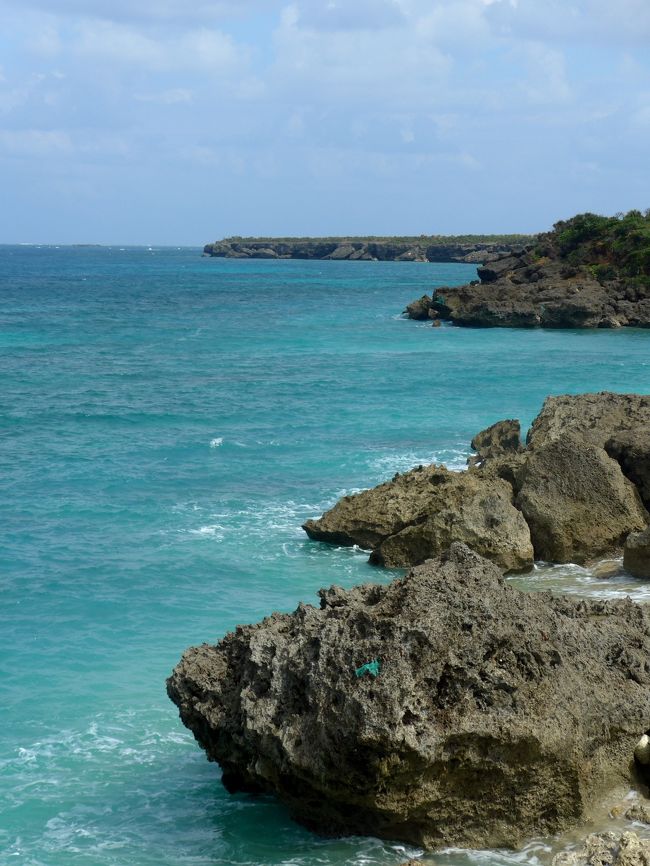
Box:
[369, 447, 469, 479]
[209, 437, 223, 448]
[189, 525, 225, 539]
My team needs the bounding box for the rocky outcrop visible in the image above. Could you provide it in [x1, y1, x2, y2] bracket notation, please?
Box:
[304, 393, 650, 569]
[403, 260, 624, 329]
[404, 212, 650, 329]
[469, 419, 522, 466]
[203, 237, 530, 264]
[552, 833, 650, 866]
[624, 528, 650, 578]
[527, 393, 650, 451]
[303, 464, 533, 573]
[168, 543, 650, 850]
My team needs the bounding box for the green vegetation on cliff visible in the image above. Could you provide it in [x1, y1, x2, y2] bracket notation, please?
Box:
[222, 232, 533, 246]
[541, 209, 650, 286]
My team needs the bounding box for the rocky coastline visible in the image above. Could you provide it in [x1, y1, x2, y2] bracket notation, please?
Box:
[203, 235, 530, 264]
[404, 211, 650, 328]
[168, 390, 650, 855]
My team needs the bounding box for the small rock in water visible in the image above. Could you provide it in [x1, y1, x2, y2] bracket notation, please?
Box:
[592, 560, 623, 579]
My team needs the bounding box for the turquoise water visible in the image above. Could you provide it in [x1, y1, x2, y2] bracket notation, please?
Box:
[2, 246, 650, 866]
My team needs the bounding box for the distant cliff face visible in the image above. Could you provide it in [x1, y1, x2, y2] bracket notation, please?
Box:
[202, 236, 532, 264]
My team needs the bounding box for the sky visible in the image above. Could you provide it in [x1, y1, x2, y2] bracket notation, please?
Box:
[0, 0, 649, 244]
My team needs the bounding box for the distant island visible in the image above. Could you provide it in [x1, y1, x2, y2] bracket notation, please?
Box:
[405, 210, 650, 328]
[202, 233, 533, 264]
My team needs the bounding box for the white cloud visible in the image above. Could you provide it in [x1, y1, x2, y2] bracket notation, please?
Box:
[134, 87, 194, 104]
[0, 0, 275, 24]
[0, 128, 73, 155]
[295, 0, 405, 32]
[272, 5, 451, 108]
[519, 43, 572, 104]
[72, 21, 248, 72]
[486, 0, 650, 43]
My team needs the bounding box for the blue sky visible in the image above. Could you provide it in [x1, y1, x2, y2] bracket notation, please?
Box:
[1, 0, 649, 244]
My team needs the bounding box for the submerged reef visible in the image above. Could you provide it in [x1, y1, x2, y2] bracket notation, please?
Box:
[405, 210, 650, 328]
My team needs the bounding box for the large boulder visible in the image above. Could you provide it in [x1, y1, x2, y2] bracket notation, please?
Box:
[168, 544, 650, 851]
[624, 527, 650, 579]
[302, 464, 533, 573]
[515, 434, 648, 563]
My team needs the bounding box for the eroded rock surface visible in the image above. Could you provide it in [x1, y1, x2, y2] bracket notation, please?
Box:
[405, 242, 650, 330]
[168, 544, 650, 850]
[607, 431, 650, 509]
[469, 419, 522, 466]
[302, 464, 533, 572]
[527, 393, 650, 451]
[304, 393, 650, 570]
[515, 435, 647, 563]
[552, 832, 650, 866]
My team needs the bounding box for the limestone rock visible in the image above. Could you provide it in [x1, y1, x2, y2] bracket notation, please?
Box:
[302, 464, 533, 573]
[421, 249, 644, 330]
[552, 833, 650, 866]
[625, 803, 650, 824]
[607, 430, 650, 509]
[624, 528, 650, 579]
[470, 419, 522, 464]
[527, 393, 650, 451]
[168, 544, 650, 851]
[515, 434, 648, 563]
[404, 295, 433, 320]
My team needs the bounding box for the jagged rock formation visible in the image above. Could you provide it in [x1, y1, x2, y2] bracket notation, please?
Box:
[168, 544, 650, 850]
[404, 211, 650, 329]
[202, 236, 530, 264]
[304, 392, 649, 568]
[469, 419, 522, 466]
[552, 832, 650, 866]
[303, 464, 533, 572]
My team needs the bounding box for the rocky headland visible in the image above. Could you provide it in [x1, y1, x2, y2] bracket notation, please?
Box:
[168, 390, 650, 853]
[168, 542, 650, 850]
[203, 235, 530, 264]
[303, 391, 650, 572]
[404, 211, 650, 328]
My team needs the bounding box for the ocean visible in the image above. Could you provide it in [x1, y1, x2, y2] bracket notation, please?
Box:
[2, 245, 650, 866]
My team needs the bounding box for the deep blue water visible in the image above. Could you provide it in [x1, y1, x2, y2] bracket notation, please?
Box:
[2, 246, 650, 866]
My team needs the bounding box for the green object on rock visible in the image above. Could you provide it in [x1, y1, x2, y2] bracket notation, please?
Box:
[355, 659, 380, 678]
